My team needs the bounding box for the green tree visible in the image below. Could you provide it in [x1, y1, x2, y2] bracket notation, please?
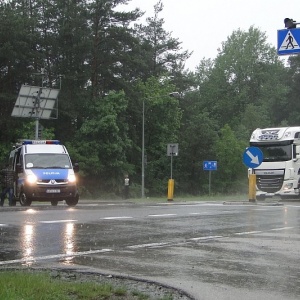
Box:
[69, 90, 132, 197]
[213, 124, 247, 193]
[133, 0, 191, 78]
[126, 77, 182, 196]
[201, 26, 287, 130]
[0, 1, 39, 147]
[285, 55, 300, 125]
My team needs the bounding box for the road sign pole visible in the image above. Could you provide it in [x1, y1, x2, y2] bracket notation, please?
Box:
[170, 152, 173, 179]
[209, 170, 211, 196]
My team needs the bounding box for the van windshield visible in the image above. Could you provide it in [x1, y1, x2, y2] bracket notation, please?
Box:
[25, 154, 72, 169]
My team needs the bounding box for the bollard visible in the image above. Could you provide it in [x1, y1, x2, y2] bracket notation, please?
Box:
[248, 174, 256, 202]
[167, 179, 174, 201]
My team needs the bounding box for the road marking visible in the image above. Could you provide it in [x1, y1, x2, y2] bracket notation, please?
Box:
[271, 227, 294, 231]
[0, 249, 113, 266]
[234, 231, 262, 235]
[40, 220, 77, 223]
[128, 242, 169, 249]
[190, 235, 223, 241]
[102, 216, 133, 220]
[148, 214, 177, 217]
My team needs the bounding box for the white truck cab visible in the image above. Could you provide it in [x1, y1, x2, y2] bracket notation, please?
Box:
[9, 140, 79, 206]
[249, 127, 300, 199]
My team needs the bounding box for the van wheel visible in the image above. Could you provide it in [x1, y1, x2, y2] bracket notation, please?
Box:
[19, 192, 32, 207]
[51, 200, 58, 206]
[65, 198, 78, 207]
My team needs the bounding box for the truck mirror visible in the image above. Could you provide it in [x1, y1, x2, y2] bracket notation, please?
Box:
[294, 145, 300, 160]
[73, 163, 79, 173]
[16, 163, 22, 173]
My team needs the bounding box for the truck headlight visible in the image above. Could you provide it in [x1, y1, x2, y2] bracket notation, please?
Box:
[26, 174, 37, 184]
[283, 183, 293, 190]
[68, 174, 76, 183]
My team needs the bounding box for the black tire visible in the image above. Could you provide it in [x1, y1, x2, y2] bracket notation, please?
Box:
[65, 197, 78, 207]
[51, 200, 58, 206]
[19, 192, 32, 207]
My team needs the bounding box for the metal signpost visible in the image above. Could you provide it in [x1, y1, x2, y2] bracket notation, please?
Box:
[203, 160, 217, 196]
[243, 147, 263, 202]
[167, 143, 179, 201]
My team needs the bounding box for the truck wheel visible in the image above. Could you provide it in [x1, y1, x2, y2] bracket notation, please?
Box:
[51, 200, 58, 206]
[19, 192, 32, 207]
[65, 197, 78, 207]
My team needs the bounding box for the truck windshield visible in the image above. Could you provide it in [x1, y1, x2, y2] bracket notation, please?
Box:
[25, 154, 72, 169]
[250, 141, 292, 162]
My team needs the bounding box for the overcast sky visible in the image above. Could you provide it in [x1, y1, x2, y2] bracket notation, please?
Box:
[118, 0, 300, 71]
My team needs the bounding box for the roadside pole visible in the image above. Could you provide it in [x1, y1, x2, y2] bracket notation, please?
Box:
[167, 144, 178, 202]
[248, 172, 257, 202]
[203, 161, 217, 196]
[243, 147, 263, 202]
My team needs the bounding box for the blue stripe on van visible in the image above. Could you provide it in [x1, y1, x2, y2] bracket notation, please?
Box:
[31, 169, 69, 180]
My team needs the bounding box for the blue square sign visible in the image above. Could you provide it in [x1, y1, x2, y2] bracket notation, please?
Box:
[203, 161, 217, 171]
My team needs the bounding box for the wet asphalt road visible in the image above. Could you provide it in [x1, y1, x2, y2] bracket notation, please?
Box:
[0, 199, 300, 300]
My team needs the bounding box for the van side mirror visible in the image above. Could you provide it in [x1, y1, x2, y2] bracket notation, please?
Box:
[73, 163, 79, 173]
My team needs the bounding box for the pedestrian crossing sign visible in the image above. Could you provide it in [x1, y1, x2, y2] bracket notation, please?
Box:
[277, 28, 300, 55]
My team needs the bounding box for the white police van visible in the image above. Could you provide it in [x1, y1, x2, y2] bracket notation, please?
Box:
[9, 140, 79, 206]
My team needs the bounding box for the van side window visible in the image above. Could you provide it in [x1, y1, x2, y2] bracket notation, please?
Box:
[17, 149, 22, 167]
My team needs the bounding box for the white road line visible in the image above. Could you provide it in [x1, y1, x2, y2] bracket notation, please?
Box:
[190, 235, 223, 241]
[40, 220, 77, 223]
[0, 249, 113, 266]
[271, 227, 294, 231]
[102, 216, 133, 220]
[127, 242, 169, 249]
[234, 231, 262, 235]
[148, 214, 177, 217]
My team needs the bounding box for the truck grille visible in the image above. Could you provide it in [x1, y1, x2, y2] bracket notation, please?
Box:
[256, 175, 284, 193]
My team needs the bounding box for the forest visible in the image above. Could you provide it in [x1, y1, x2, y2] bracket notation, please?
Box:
[1, 0, 300, 198]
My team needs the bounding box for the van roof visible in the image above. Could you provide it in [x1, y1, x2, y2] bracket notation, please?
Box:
[24, 144, 68, 154]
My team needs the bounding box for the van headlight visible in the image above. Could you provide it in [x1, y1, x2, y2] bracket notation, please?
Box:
[68, 174, 76, 183]
[26, 174, 37, 184]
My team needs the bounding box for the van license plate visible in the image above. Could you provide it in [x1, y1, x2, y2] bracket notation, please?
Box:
[46, 189, 60, 193]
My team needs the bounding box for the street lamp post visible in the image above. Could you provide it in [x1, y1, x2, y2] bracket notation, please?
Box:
[141, 92, 180, 198]
[142, 98, 145, 198]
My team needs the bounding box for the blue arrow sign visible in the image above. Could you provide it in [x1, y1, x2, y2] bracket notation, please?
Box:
[277, 28, 300, 55]
[203, 161, 217, 171]
[243, 147, 263, 168]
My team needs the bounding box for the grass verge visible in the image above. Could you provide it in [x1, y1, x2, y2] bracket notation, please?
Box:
[0, 270, 174, 300]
